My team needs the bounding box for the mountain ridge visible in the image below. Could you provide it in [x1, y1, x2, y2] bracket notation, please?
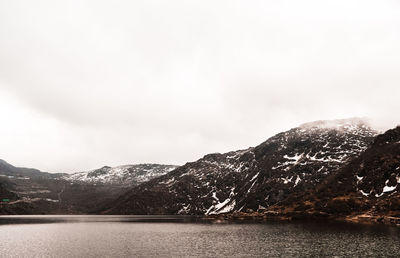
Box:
[63, 164, 179, 186]
[103, 118, 379, 215]
[0, 160, 179, 214]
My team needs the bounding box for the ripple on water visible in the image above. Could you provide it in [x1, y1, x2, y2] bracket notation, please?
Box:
[0, 216, 399, 257]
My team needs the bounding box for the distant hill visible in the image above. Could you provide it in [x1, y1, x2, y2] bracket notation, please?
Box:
[0, 159, 177, 214]
[0, 159, 62, 179]
[63, 164, 178, 186]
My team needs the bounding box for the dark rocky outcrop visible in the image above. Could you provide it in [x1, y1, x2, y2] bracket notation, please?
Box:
[268, 126, 400, 225]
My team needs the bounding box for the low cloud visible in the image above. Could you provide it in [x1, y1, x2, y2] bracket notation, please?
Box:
[0, 0, 399, 172]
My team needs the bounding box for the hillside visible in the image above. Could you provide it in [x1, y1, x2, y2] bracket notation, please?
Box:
[0, 161, 176, 214]
[267, 126, 400, 224]
[103, 118, 378, 215]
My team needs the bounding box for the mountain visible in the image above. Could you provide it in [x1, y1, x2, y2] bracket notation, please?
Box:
[0, 159, 63, 179]
[0, 160, 177, 214]
[267, 126, 400, 224]
[0, 160, 60, 214]
[64, 164, 178, 186]
[103, 118, 378, 215]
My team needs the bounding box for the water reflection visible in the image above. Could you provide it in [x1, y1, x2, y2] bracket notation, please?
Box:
[0, 216, 399, 257]
[0, 215, 203, 225]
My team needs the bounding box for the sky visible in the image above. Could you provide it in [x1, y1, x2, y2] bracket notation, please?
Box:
[0, 0, 400, 173]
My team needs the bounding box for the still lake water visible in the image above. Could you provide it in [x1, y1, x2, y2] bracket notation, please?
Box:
[0, 215, 399, 257]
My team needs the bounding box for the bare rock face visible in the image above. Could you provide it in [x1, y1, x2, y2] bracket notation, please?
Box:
[105, 118, 378, 215]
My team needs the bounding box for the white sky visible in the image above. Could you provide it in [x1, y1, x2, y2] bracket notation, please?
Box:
[0, 0, 400, 173]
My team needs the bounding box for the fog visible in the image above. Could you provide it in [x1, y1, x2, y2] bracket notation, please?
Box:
[0, 0, 399, 172]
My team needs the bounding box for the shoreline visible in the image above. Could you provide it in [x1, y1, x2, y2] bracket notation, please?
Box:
[1, 209, 400, 227]
[204, 211, 400, 227]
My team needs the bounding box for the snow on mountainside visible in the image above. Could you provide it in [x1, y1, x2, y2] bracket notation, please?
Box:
[64, 164, 178, 186]
[0, 160, 178, 214]
[104, 118, 379, 215]
[269, 126, 400, 223]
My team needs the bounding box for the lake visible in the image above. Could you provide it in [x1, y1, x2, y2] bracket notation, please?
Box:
[0, 215, 399, 257]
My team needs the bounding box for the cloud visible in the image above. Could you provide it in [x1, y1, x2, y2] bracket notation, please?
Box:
[0, 0, 399, 172]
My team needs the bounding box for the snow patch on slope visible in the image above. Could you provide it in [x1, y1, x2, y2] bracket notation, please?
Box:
[64, 164, 178, 185]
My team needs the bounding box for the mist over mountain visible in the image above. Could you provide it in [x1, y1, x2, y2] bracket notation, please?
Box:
[2, 1, 400, 256]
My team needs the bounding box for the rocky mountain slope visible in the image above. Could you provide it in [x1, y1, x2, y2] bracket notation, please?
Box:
[103, 118, 378, 215]
[267, 126, 400, 224]
[0, 160, 176, 214]
[64, 164, 178, 186]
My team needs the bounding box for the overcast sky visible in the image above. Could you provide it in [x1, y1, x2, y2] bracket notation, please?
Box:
[1, 0, 400, 173]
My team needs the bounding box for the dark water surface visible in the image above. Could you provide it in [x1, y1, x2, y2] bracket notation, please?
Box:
[0, 215, 399, 257]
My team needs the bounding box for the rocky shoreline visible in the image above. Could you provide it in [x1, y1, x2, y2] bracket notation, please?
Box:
[205, 211, 400, 226]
